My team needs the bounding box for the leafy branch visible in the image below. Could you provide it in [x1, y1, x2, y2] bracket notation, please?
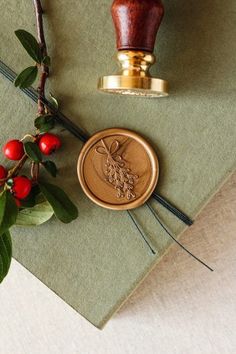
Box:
[0, 0, 78, 283]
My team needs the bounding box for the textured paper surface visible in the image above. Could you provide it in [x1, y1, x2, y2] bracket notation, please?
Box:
[0, 0, 235, 328]
[0, 174, 235, 354]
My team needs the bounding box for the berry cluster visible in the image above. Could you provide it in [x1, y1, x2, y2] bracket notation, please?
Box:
[0, 11, 79, 285]
[0, 133, 61, 206]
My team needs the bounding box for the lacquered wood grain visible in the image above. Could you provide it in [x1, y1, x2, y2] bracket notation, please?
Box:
[111, 0, 164, 52]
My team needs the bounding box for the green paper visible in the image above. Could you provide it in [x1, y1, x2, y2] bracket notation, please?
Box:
[0, 0, 235, 328]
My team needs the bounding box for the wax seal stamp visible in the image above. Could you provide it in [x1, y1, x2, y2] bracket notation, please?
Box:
[77, 128, 159, 210]
[98, 0, 168, 97]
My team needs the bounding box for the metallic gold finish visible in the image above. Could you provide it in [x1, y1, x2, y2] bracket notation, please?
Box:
[95, 139, 139, 200]
[77, 128, 159, 210]
[98, 51, 168, 97]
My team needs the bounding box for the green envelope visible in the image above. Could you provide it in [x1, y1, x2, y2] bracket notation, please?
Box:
[0, 0, 235, 328]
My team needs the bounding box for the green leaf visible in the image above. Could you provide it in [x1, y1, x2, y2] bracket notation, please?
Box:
[0, 231, 12, 283]
[20, 186, 48, 210]
[0, 191, 18, 235]
[39, 182, 78, 223]
[15, 29, 42, 63]
[24, 142, 42, 163]
[16, 201, 54, 226]
[42, 55, 51, 66]
[19, 194, 36, 209]
[42, 161, 58, 177]
[34, 115, 55, 133]
[14, 66, 38, 89]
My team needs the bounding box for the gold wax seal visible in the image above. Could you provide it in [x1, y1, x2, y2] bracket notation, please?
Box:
[77, 128, 159, 210]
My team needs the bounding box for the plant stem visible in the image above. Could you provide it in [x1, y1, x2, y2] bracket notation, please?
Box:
[7, 154, 28, 179]
[31, 162, 40, 182]
[33, 0, 49, 116]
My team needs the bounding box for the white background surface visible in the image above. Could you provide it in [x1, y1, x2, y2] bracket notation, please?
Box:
[0, 174, 235, 354]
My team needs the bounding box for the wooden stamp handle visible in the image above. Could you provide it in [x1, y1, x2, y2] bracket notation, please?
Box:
[111, 0, 164, 52]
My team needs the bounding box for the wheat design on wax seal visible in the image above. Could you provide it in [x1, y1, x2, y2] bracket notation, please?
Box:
[96, 139, 139, 200]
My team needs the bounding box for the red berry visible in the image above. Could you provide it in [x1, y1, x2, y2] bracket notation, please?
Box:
[38, 133, 61, 155]
[3, 140, 24, 161]
[0, 165, 7, 184]
[11, 176, 32, 200]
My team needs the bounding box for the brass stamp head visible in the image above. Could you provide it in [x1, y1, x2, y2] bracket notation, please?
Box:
[98, 50, 168, 98]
